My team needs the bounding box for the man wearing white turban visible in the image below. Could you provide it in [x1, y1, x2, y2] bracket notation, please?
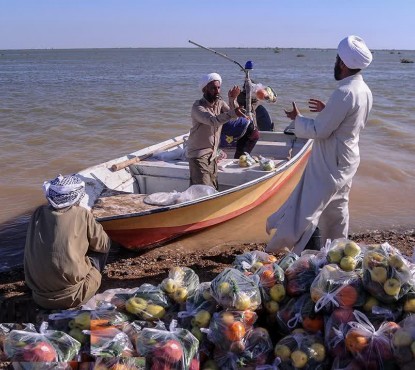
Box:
[187, 72, 247, 189]
[266, 35, 373, 255]
[24, 174, 111, 309]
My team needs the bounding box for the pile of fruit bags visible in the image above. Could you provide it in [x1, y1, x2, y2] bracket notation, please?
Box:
[2, 241, 415, 369]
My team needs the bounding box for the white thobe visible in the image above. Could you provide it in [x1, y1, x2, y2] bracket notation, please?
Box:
[266, 74, 372, 255]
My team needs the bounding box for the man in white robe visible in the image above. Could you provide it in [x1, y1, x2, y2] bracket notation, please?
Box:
[266, 35, 373, 255]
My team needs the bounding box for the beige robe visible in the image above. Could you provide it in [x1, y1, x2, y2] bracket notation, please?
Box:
[24, 205, 110, 309]
[266, 74, 372, 254]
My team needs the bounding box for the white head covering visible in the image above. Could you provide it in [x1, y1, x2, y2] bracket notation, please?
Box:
[199, 72, 222, 90]
[337, 35, 372, 70]
[43, 174, 85, 209]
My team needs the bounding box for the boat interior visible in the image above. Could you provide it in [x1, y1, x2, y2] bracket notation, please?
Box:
[129, 132, 306, 193]
[87, 132, 308, 218]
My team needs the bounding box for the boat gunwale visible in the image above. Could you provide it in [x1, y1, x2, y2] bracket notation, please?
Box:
[94, 136, 313, 222]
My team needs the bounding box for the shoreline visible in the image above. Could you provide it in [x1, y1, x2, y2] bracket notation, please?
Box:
[1, 228, 414, 322]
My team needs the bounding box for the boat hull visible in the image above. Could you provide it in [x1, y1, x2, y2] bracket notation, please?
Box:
[101, 145, 311, 250]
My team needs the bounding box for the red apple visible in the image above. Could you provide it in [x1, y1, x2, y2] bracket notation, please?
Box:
[153, 339, 183, 364]
[22, 341, 57, 362]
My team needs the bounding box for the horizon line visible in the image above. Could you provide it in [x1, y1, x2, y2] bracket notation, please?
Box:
[1, 46, 414, 52]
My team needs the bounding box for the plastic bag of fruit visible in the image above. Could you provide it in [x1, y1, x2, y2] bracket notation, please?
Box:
[123, 283, 172, 322]
[324, 238, 363, 271]
[89, 324, 135, 358]
[272, 331, 329, 369]
[285, 251, 320, 297]
[159, 266, 200, 305]
[391, 314, 415, 367]
[204, 310, 257, 352]
[253, 262, 286, 315]
[344, 310, 398, 369]
[1, 324, 34, 362]
[90, 308, 132, 330]
[233, 250, 278, 274]
[362, 242, 415, 303]
[135, 320, 199, 370]
[177, 282, 217, 335]
[324, 308, 355, 359]
[276, 293, 324, 335]
[239, 327, 273, 368]
[3, 323, 81, 362]
[210, 267, 261, 310]
[310, 264, 364, 313]
[82, 287, 139, 310]
[212, 338, 272, 370]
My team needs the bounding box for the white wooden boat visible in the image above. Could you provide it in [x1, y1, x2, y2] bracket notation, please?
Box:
[77, 131, 312, 250]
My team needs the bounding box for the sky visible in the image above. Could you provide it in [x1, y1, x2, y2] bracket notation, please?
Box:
[1, 0, 414, 50]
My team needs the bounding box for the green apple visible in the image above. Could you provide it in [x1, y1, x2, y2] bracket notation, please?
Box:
[310, 343, 326, 362]
[274, 344, 291, 361]
[404, 298, 415, 313]
[389, 254, 405, 269]
[328, 247, 344, 264]
[340, 256, 357, 271]
[251, 261, 263, 272]
[235, 292, 251, 310]
[217, 282, 231, 296]
[363, 295, 379, 312]
[193, 309, 211, 328]
[202, 286, 213, 301]
[141, 304, 165, 321]
[344, 241, 361, 257]
[73, 312, 91, 330]
[191, 326, 203, 342]
[370, 266, 388, 283]
[161, 278, 178, 294]
[125, 297, 148, 315]
[265, 300, 279, 314]
[173, 287, 188, 303]
[269, 284, 286, 302]
[291, 349, 308, 368]
[384, 278, 401, 296]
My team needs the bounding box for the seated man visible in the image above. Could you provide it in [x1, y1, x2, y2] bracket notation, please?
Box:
[24, 174, 111, 309]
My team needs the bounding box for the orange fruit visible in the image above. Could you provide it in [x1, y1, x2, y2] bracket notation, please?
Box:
[302, 315, 324, 333]
[226, 321, 246, 341]
[242, 310, 257, 326]
[345, 329, 369, 353]
[337, 285, 358, 307]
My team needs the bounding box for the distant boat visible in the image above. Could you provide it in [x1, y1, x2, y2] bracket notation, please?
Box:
[77, 131, 312, 250]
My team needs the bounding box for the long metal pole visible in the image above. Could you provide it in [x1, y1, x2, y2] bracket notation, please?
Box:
[188, 40, 246, 71]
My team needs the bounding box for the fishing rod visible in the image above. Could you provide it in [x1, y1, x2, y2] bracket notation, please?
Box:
[188, 40, 254, 119]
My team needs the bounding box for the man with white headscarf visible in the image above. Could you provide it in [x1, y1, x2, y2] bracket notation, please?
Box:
[266, 35, 373, 255]
[24, 174, 111, 309]
[186, 72, 247, 189]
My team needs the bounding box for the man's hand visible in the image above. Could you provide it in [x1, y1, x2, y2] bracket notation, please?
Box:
[308, 98, 325, 113]
[284, 102, 300, 120]
[228, 85, 241, 99]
